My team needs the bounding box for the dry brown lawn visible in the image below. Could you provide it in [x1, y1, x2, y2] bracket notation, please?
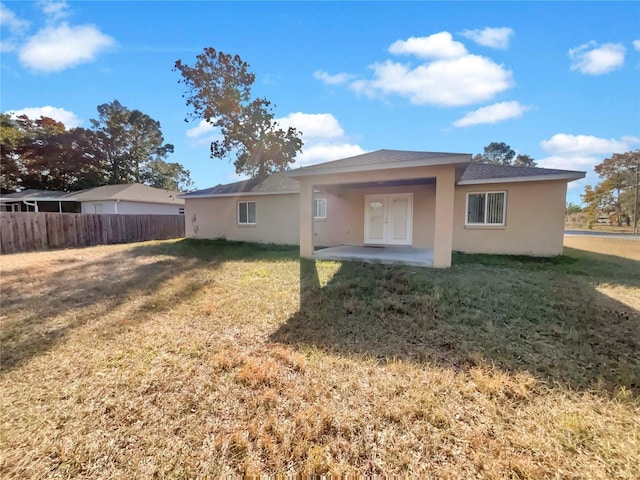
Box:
[1, 238, 638, 478]
[564, 235, 640, 260]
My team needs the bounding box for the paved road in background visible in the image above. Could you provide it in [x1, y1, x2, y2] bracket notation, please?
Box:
[564, 230, 640, 240]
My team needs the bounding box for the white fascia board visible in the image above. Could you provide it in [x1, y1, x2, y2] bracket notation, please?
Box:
[457, 172, 585, 185]
[178, 190, 299, 199]
[287, 155, 471, 178]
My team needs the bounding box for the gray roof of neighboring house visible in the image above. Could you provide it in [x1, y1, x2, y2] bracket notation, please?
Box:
[70, 183, 184, 205]
[180, 151, 586, 198]
[1, 184, 185, 205]
[0, 189, 71, 201]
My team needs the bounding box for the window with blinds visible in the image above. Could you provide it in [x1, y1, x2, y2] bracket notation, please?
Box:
[466, 192, 506, 225]
[237, 201, 256, 225]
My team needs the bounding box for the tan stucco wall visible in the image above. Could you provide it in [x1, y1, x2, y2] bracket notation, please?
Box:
[313, 184, 436, 248]
[453, 180, 568, 256]
[296, 164, 458, 265]
[186, 173, 569, 258]
[184, 185, 437, 248]
[185, 194, 300, 244]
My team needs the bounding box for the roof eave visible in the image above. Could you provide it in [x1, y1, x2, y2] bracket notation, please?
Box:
[74, 197, 184, 204]
[179, 190, 299, 199]
[287, 155, 472, 178]
[457, 172, 586, 185]
[0, 197, 79, 202]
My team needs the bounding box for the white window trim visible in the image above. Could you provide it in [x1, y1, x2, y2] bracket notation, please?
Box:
[237, 201, 256, 225]
[313, 197, 327, 220]
[465, 191, 507, 226]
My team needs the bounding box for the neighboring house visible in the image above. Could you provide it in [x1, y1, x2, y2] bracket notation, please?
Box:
[180, 149, 585, 267]
[0, 183, 185, 215]
[0, 189, 81, 213]
[72, 184, 184, 215]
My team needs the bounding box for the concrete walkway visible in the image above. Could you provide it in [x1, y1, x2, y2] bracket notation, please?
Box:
[312, 245, 434, 267]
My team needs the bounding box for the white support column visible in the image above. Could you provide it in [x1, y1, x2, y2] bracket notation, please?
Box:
[433, 168, 456, 268]
[299, 179, 314, 258]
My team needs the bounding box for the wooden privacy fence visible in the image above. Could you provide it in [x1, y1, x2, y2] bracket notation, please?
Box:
[0, 212, 185, 254]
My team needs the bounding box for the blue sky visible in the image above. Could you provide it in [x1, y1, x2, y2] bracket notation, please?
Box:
[2, 1, 639, 203]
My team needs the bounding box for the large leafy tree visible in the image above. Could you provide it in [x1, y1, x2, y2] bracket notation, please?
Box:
[473, 142, 537, 167]
[582, 149, 640, 226]
[1, 115, 106, 193]
[141, 159, 194, 191]
[0, 113, 25, 193]
[90, 100, 175, 184]
[175, 48, 303, 179]
[514, 154, 537, 167]
[1, 103, 194, 193]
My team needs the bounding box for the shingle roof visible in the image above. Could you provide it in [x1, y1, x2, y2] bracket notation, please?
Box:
[1, 184, 185, 204]
[69, 184, 184, 205]
[0, 189, 70, 200]
[288, 149, 469, 175]
[180, 153, 586, 198]
[459, 162, 585, 183]
[181, 172, 299, 197]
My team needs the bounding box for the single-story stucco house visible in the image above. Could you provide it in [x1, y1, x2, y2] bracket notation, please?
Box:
[71, 184, 184, 215]
[180, 149, 585, 268]
[1, 183, 184, 215]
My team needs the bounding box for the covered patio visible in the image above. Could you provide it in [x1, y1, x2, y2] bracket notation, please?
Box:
[313, 245, 434, 267]
[288, 150, 473, 268]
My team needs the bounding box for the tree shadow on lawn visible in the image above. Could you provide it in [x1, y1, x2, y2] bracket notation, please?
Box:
[271, 250, 640, 396]
[0, 239, 297, 372]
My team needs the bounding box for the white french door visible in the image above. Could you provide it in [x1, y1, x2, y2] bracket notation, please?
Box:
[364, 193, 413, 245]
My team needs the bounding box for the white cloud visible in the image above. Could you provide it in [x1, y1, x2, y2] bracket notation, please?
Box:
[313, 70, 355, 85]
[295, 143, 367, 167]
[540, 133, 630, 157]
[0, 39, 18, 53]
[460, 27, 514, 49]
[633, 40, 640, 51]
[351, 54, 513, 107]
[38, 0, 69, 22]
[538, 133, 638, 193]
[185, 119, 222, 147]
[569, 41, 626, 75]
[19, 23, 115, 73]
[276, 112, 344, 139]
[539, 133, 639, 195]
[275, 112, 366, 166]
[453, 101, 529, 127]
[342, 32, 514, 107]
[186, 119, 216, 138]
[186, 111, 366, 167]
[8, 106, 81, 127]
[0, 3, 31, 34]
[388, 32, 467, 59]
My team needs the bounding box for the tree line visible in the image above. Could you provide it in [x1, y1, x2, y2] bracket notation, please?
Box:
[1, 100, 193, 194]
[580, 150, 639, 227]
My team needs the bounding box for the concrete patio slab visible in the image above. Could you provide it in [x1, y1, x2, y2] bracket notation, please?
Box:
[312, 245, 434, 267]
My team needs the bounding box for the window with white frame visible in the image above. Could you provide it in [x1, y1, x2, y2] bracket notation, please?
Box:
[237, 201, 256, 224]
[313, 198, 327, 219]
[466, 191, 506, 226]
